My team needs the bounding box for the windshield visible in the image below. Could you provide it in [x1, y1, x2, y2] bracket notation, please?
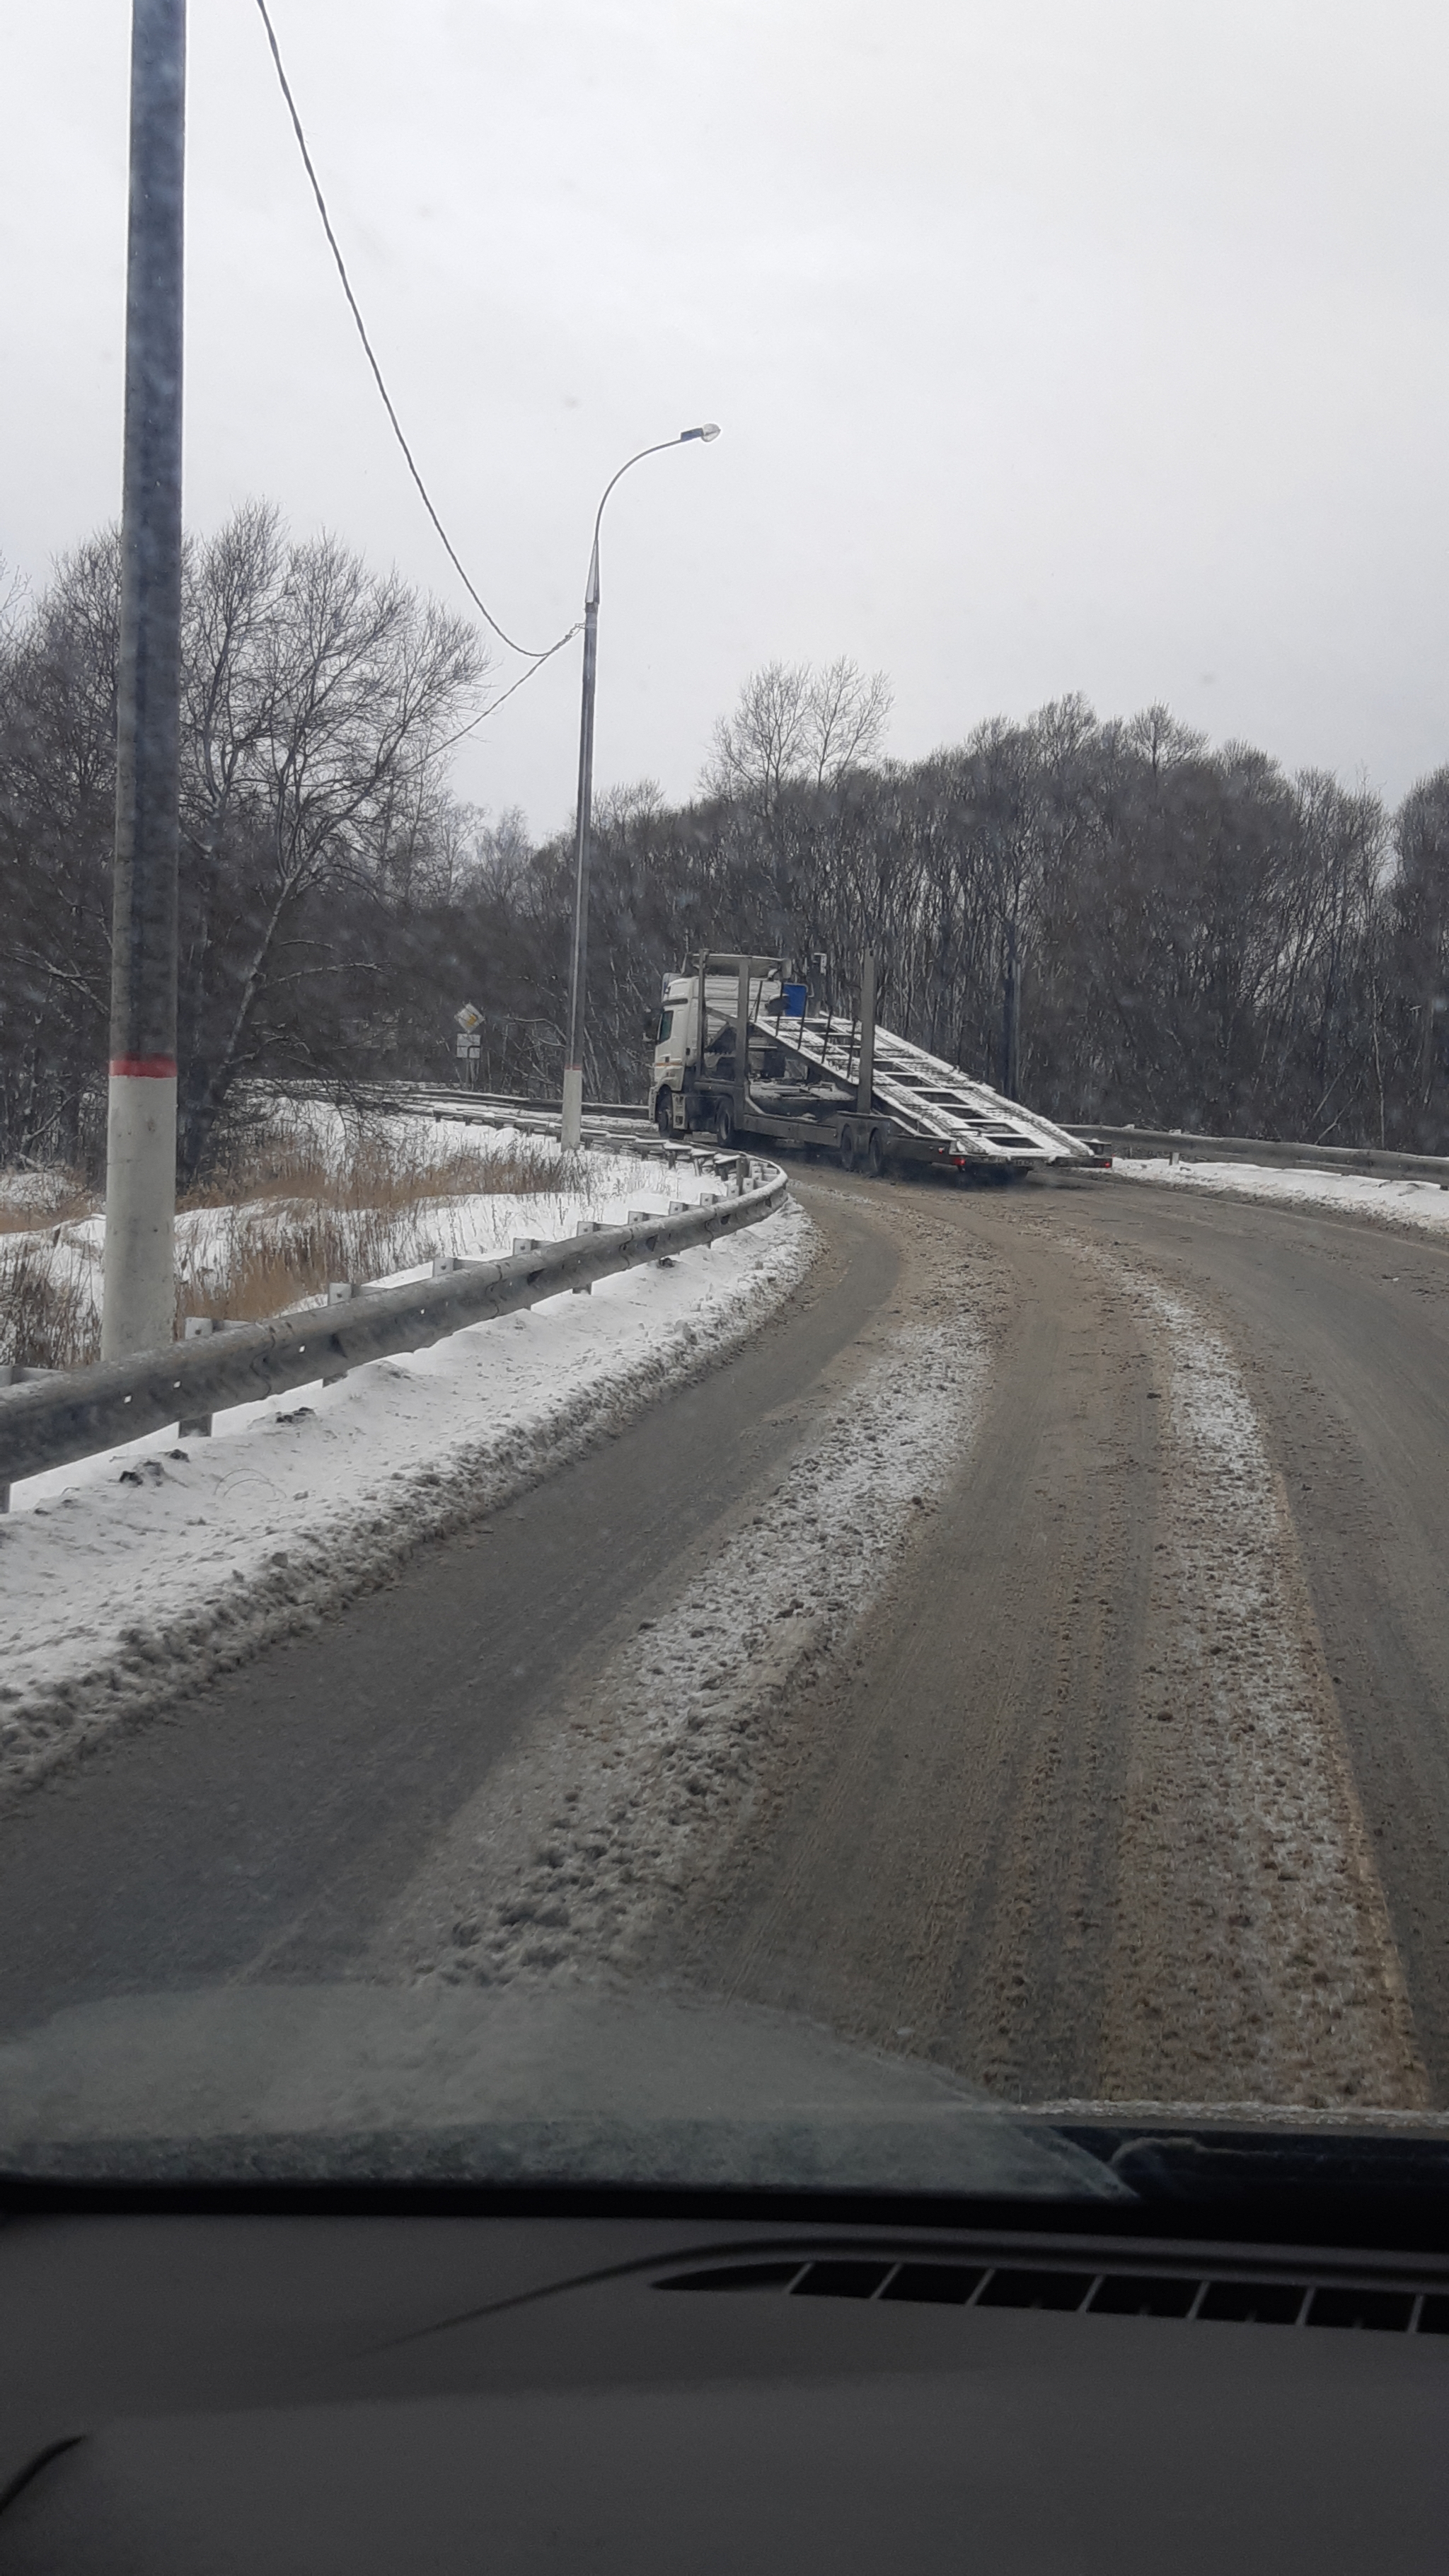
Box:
[3, 0, 1449, 2198]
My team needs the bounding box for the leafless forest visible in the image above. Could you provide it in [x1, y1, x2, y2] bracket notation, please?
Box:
[5, 507, 1449, 1175]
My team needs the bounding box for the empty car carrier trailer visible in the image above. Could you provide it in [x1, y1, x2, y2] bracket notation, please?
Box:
[650, 952, 1098, 1179]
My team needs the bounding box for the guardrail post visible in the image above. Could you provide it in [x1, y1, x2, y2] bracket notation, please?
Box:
[178, 1313, 220, 1436]
[323, 1280, 354, 1385]
[572, 1218, 606, 1291]
[0, 1364, 60, 1511]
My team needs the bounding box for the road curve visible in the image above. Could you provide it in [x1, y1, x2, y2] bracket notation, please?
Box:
[666, 1175, 1443, 2110]
[2, 1167, 1448, 2116]
[0, 1194, 897, 2032]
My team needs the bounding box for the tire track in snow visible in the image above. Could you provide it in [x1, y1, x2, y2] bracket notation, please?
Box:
[1083, 1252, 1426, 2110]
[374, 1296, 990, 1992]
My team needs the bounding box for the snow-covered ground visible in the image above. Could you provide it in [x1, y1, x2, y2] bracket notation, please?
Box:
[1114, 1153, 1449, 1235]
[0, 1129, 814, 1800]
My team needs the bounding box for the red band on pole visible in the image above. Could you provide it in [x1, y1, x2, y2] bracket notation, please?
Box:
[109, 1056, 178, 1078]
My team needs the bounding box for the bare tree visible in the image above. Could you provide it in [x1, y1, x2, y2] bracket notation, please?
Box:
[703, 662, 813, 810]
[0, 533, 121, 1166]
[472, 805, 534, 903]
[804, 658, 892, 786]
[1391, 767, 1449, 1120]
[594, 778, 664, 832]
[703, 658, 890, 811]
[175, 512, 487, 1173]
[1122, 702, 1207, 780]
[0, 554, 25, 637]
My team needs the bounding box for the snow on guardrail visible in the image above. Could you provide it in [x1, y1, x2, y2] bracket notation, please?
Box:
[1070, 1124, 1449, 1187]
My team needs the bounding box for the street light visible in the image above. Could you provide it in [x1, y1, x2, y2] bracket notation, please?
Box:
[560, 424, 720, 1151]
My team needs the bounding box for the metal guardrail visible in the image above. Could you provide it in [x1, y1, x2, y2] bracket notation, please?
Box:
[365, 1085, 1449, 1186]
[1068, 1126, 1449, 1188]
[0, 1156, 786, 1503]
[362, 1082, 651, 1136]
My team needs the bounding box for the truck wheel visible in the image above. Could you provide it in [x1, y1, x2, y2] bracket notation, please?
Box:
[655, 1091, 674, 1138]
[715, 1100, 734, 1148]
[865, 1127, 886, 1178]
[838, 1124, 857, 1172]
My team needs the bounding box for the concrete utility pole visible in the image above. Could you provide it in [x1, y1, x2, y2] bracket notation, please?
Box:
[101, 0, 186, 1360]
[560, 424, 720, 1152]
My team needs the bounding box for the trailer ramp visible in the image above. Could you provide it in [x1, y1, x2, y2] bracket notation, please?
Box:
[767, 1005, 1091, 1168]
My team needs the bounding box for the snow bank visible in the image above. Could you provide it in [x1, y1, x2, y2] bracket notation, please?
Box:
[1114, 1152, 1449, 1235]
[0, 1150, 814, 1801]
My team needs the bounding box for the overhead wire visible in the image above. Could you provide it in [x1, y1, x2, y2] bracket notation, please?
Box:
[253, 0, 578, 695]
[436, 656, 568, 756]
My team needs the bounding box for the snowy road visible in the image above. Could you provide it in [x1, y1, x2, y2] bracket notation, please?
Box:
[4, 1173, 1449, 2115]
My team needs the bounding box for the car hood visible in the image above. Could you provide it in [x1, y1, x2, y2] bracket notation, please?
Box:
[0, 1977, 1130, 2196]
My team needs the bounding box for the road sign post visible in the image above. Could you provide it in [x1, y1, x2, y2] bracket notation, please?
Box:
[454, 1003, 483, 1090]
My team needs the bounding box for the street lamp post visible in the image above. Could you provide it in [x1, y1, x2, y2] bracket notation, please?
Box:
[560, 424, 720, 1151]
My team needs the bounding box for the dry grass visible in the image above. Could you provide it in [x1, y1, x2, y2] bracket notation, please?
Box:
[0, 1167, 98, 1236]
[180, 1121, 562, 1215]
[175, 1199, 446, 1325]
[3, 1109, 590, 1359]
[0, 1237, 101, 1369]
[175, 1116, 578, 1326]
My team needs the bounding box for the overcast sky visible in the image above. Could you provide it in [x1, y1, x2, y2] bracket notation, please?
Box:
[4, 0, 1448, 835]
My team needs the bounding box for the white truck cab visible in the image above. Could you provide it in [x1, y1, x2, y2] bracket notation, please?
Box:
[651, 959, 795, 1140]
